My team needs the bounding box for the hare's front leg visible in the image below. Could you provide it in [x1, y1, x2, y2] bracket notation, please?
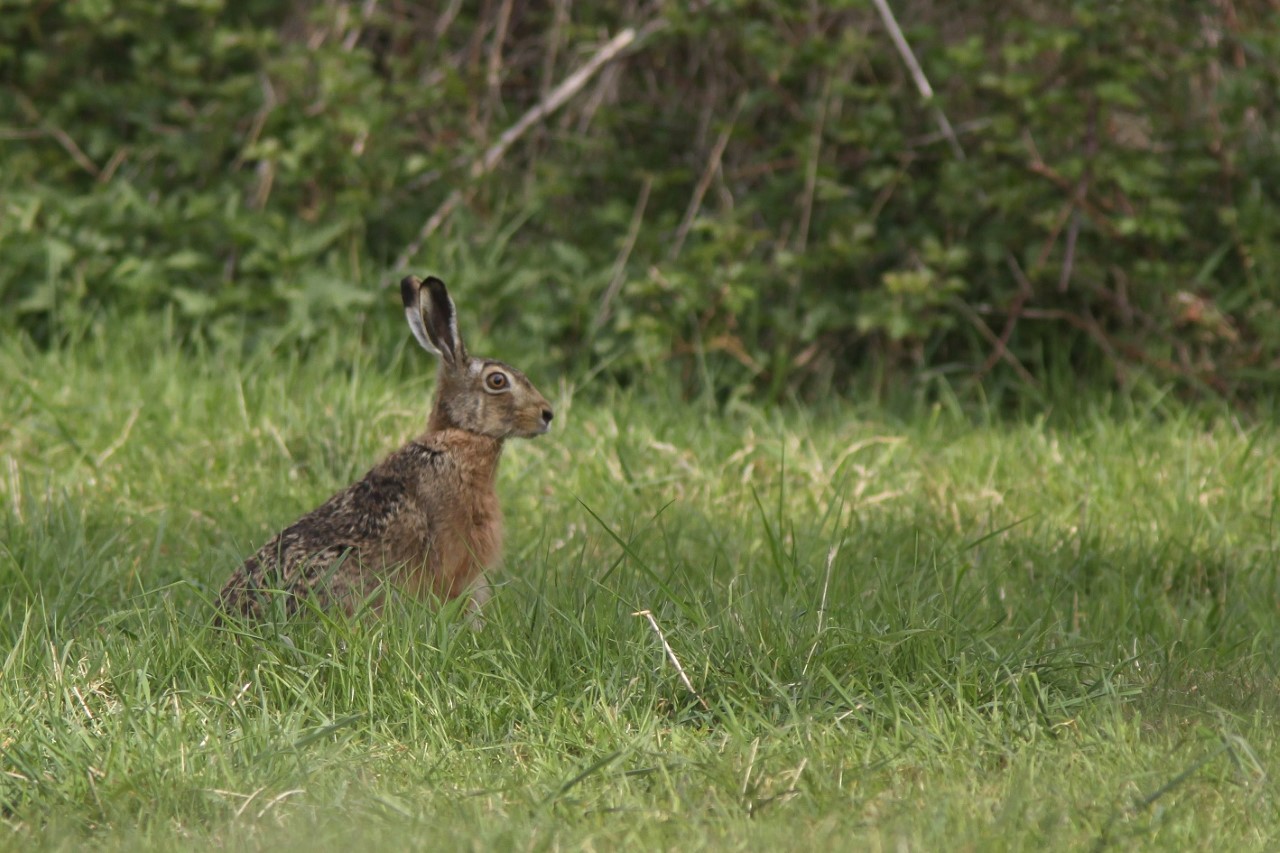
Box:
[465, 576, 492, 631]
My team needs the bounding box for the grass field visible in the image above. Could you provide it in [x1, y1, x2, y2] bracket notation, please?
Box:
[1, 320, 1277, 851]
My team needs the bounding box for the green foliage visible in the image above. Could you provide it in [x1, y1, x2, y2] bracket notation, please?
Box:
[2, 1, 1278, 399]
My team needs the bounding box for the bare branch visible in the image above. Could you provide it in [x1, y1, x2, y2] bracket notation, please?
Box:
[474, 20, 665, 180]
[794, 73, 832, 257]
[953, 298, 1039, 388]
[975, 255, 1035, 381]
[870, 0, 965, 161]
[341, 0, 380, 52]
[15, 92, 100, 177]
[395, 20, 667, 272]
[484, 0, 516, 126]
[669, 96, 744, 263]
[592, 175, 653, 335]
[1059, 98, 1099, 292]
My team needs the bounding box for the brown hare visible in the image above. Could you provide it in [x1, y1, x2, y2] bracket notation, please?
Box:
[217, 275, 553, 623]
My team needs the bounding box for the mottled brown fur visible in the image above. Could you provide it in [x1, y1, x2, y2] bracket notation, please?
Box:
[217, 275, 551, 620]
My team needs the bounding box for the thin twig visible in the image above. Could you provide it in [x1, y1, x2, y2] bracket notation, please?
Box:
[592, 175, 653, 335]
[1059, 98, 1098, 292]
[395, 20, 666, 271]
[539, 0, 571, 103]
[870, 0, 964, 161]
[669, 96, 743, 263]
[340, 0, 379, 52]
[794, 73, 832, 257]
[976, 255, 1035, 379]
[573, 61, 622, 135]
[251, 160, 275, 211]
[869, 1, 1058, 387]
[1032, 200, 1077, 272]
[15, 92, 100, 177]
[477, 20, 665, 179]
[484, 0, 516, 127]
[232, 74, 279, 175]
[1059, 211, 1081, 291]
[906, 117, 993, 149]
[98, 147, 129, 184]
[1024, 159, 1118, 236]
[434, 0, 464, 38]
[530, 0, 571, 163]
[977, 305, 1230, 394]
[634, 609, 710, 711]
[953, 298, 1039, 388]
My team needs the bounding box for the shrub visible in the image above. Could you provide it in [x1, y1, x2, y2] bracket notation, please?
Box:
[3, 0, 1277, 400]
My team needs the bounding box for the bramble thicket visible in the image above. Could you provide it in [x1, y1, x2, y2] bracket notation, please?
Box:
[3, 1, 1278, 401]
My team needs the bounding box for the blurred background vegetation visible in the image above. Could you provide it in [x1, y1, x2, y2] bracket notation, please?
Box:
[3, 0, 1278, 403]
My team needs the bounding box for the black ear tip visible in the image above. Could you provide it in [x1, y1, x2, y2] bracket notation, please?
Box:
[400, 275, 421, 307]
[423, 276, 449, 300]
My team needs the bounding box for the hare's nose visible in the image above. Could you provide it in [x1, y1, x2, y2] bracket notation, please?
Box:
[541, 408, 554, 425]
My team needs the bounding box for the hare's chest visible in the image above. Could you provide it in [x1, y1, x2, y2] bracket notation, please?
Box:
[430, 486, 502, 598]
[394, 478, 503, 599]
[463, 488, 504, 567]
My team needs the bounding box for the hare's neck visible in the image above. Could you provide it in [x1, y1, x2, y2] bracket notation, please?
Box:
[425, 428, 504, 482]
[427, 406, 454, 433]
[466, 435, 504, 483]
[427, 378, 458, 432]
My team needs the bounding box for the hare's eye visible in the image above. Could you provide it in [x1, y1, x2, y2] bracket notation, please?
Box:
[485, 372, 509, 391]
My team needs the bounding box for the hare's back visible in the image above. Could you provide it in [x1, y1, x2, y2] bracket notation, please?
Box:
[218, 442, 445, 615]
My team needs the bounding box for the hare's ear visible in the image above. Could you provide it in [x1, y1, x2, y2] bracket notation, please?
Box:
[401, 276, 439, 355]
[401, 274, 466, 365]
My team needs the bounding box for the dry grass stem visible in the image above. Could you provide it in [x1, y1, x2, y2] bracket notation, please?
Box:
[634, 608, 710, 711]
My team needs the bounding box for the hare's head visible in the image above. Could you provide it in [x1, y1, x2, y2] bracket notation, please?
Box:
[401, 275, 553, 439]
